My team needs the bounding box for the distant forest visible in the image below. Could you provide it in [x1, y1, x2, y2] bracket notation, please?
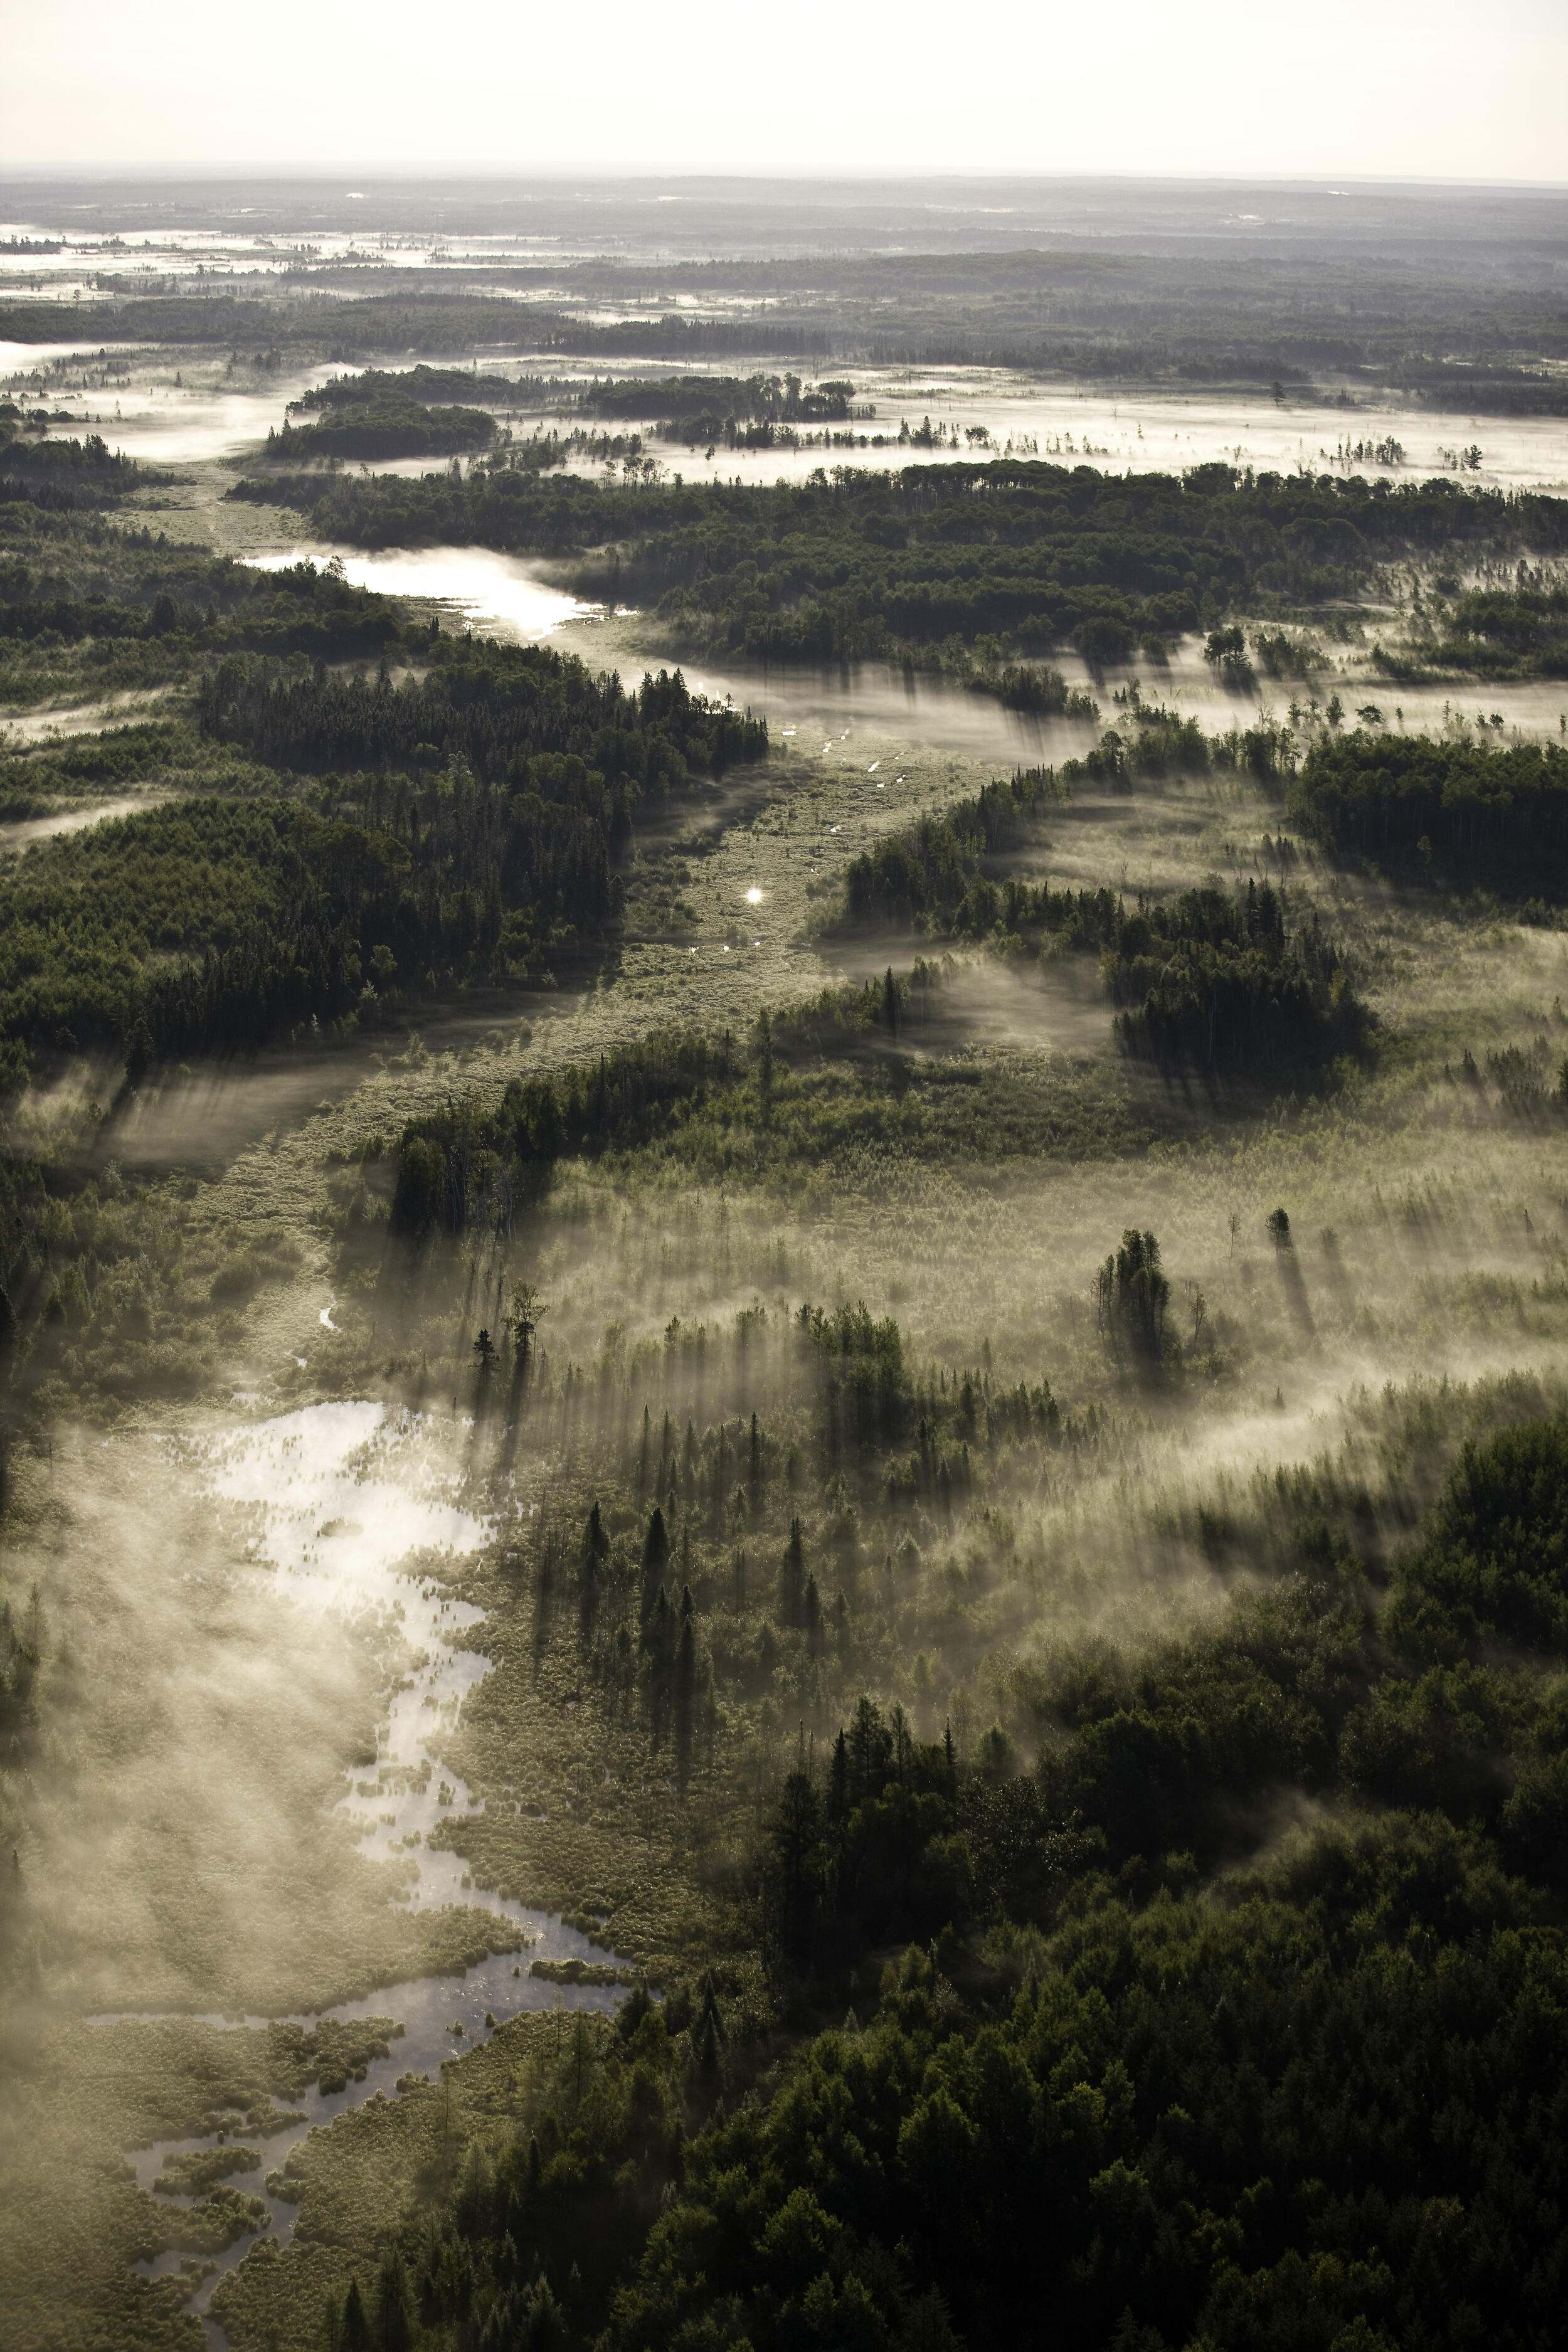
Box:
[0, 506, 766, 1091]
[3, 209, 1567, 405]
[231, 460, 1568, 670]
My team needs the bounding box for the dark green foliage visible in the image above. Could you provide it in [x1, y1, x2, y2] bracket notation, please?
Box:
[0, 506, 412, 660]
[236, 460, 1568, 668]
[1289, 733, 1568, 897]
[847, 781, 1369, 1075]
[1425, 586, 1568, 681]
[581, 373, 854, 425]
[612, 1830, 1568, 2352]
[841, 766, 1063, 924]
[580, 371, 858, 448]
[1388, 1418, 1568, 1661]
[384, 970, 946, 1236]
[340, 2003, 693, 2350]
[264, 401, 497, 462]
[590, 1433, 1568, 2347]
[291, 365, 559, 416]
[639, 1509, 670, 1621]
[0, 619, 766, 1091]
[0, 798, 411, 1068]
[777, 1517, 805, 1631]
[1107, 882, 1370, 1074]
[388, 1031, 744, 1237]
[196, 641, 763, 794]
[0, 430, 141, 511]
[764, 1697, 989, 1970]
[1096, 1229, 1170, 1367]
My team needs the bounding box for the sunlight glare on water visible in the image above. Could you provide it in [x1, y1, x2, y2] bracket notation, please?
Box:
[240, 544, 598, 642]
[90, 1402, 627, 2344]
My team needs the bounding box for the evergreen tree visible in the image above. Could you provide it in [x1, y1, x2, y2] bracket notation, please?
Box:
[674, 1586, 697, 1790]
[804, 1574, 824, 1658]
[341, 2279, 372, 2352]
[1096, 1228, 1170, 1367]
[374, 2250, 414, 2352]
[647, 1586, 675, 1749]
[770, 1764, 824, 1966]
[640, 1506, 669, 1620]
[779, 1515, 805, 1628]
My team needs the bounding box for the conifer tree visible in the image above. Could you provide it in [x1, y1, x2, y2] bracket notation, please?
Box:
[779, 1515, 805, 1628]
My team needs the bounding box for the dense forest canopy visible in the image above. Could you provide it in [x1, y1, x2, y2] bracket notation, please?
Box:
[230, 460, 1568, 669]
[263, 400, 498, 463]
[289, 364, 562, 415]
[1289, 734, 1568, 897]
[9, 171, 1568, 2352]
[0, 551, 765, 1089]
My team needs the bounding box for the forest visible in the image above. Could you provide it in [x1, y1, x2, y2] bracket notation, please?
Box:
[9, 168, 1568, 2352]
[263, 401, 499, 463]
[1289, 735, 1568, 897]
[230, 459, 1568, 672]
[295, 1322, 1568, 2352]
[3, 174, 1567, 406]
[0, 642, 765, 1089]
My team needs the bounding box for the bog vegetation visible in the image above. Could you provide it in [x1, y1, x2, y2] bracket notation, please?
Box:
[8, 206, 1568, 2352]
[230, 460, 1568, 677]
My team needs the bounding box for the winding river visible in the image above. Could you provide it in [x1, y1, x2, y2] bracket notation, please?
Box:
[95, 1401, 624, 2348]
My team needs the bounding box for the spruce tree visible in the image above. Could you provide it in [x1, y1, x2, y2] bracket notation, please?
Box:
[779, 1515, 805, 1628]
[640, 1507, 669, 1620]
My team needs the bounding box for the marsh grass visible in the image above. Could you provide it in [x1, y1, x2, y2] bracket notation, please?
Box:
[11, 475, 1568, 2350]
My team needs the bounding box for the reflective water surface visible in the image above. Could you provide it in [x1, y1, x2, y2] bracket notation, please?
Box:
[92, 1402, 624, 2346]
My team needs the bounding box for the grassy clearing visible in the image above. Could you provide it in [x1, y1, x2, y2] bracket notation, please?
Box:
[1, 2011, 406, 2352]
[10, 485, 1568, 2349]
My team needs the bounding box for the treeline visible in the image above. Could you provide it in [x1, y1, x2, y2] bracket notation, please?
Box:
[0, 647, 765, 1089]
[329, 1409, 1568, 2352]
[842, 767, 1366, 1074]
[289, 364, 561, 415]
[0, 718, 213, 825]
[196, 642, 765, 793]
[1289, 733, 1568, 897]
[1, 551, 411, 662]
[1108, 884, 1369, 1073]
[580, 371, 859, 444]
[5, 216, 1565, 409]
[0, 799, 412, 1073]
[1397, 585, 1568, 682]
[0, 430, 142, 512]
[264, 401, 497, 462]
[0, 292, 830, 364]
[842, 764, 1066, 921]
[387, 973, 926, 1237]
[0, 782, 598, 1081]
[0, 505, 426, 663]
[1394, 361, 1568, 417]
[225, 458, 1568, 669]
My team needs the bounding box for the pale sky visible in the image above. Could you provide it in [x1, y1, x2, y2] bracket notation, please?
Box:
[3, 0, 1566, 183]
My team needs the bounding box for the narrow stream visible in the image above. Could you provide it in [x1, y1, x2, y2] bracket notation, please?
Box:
[93, 1401, 626, 2348]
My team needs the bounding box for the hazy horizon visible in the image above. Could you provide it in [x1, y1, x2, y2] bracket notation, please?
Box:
[8, 28, 1568, 2352]
[6, 0, 1565, 183]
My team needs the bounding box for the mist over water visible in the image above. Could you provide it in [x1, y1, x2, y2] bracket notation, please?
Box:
[241, 544, 599, 640]
[90, 1401, 623, 2343]
[9, 157, 1568, 2352]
